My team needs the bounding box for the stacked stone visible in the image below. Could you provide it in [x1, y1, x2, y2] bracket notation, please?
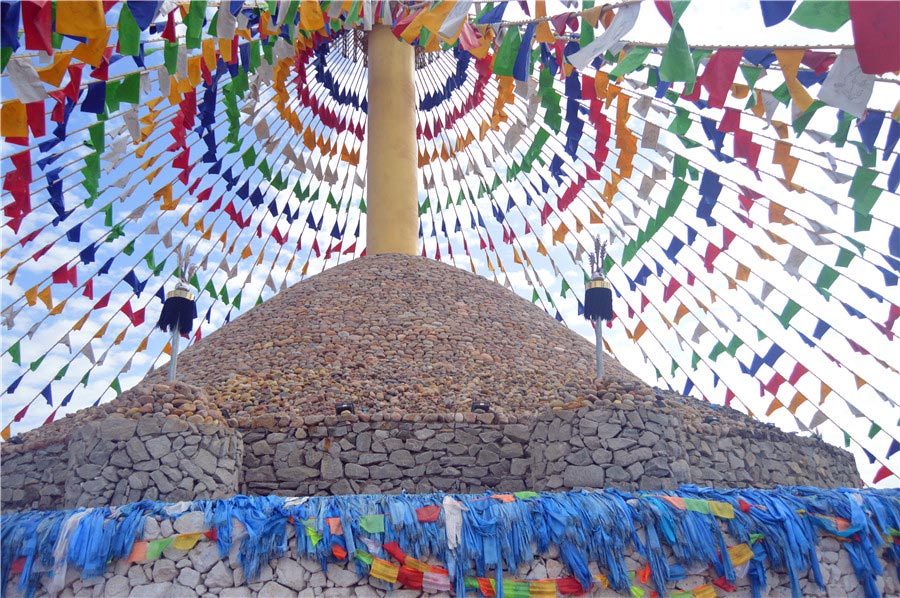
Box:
[2, 381, 226, 456]
[1, 382, 240, 510]
[139, 254, 642, 420]
[5, 516, 895, 598]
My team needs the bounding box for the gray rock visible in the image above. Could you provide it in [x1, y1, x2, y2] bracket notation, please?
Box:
[504, 424, 531, 443]
[326, 565, 358, 587]
[606, 465, 630, 482]
[220, 589, 253, 598]
[98, 419, 138, 442]
[152, 559, 178, 583]
[275, 559, 308, 591]
[389, 450, 415, 468]
[563, 465, 604, 488]
[104, 575, 129, 597]
[320, 455, 343, 480]
[500, 443, 524, 459]
[613, 447, 653, 468]
[177, 568, 201, 588]
[205, 561, 233, 589]
[189, 542, 220, 574]
[259, 581, 296, 597]
[344, 463, 369, 479]
[139, 582, 174, 598]
[370, 464, 402, 480]
[194, 449, 218, 475]
[174, 511, 206, 535]
[145, 436, 172, 460]
[606, 437, 637, 451]
[565, 448, 592, 466]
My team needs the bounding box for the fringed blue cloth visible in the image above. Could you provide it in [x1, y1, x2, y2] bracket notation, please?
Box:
[2, 487, 899, 598]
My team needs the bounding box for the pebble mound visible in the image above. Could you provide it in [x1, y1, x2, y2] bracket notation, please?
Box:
[139, 254, 643, 419]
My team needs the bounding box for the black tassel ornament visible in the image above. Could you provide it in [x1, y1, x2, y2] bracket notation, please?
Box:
[156, 287, 197, 334]
[157, 286, 196, 381]
[584, 238, 613, 378]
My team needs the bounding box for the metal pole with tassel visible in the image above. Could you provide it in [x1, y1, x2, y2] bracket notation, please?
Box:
[157, 285, 197, 381]
[584, 238, 613, 379]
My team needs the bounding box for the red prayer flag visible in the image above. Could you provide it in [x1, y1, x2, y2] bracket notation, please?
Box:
[22, 0, 53, 53]
[416, 505, 441, 523]
[873, 465, 894, 484]
[556, 577, 587, 595]
[699, 49, 743, 108]
[25, 101, 45, 138]
[849, 1, 900, 74]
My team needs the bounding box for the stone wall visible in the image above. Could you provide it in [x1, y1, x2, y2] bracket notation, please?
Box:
[2, 382, 861, 512]
[4, 514, 895, 598]
[238, 404, 860, 498]
[63, 414, 243, 509]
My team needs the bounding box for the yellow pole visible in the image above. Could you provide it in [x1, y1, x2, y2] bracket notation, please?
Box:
[366, 25, 418, 255]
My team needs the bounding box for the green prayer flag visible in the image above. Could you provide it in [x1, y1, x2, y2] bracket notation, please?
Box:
[771, 82, 791, 106]
[513, 491, 539, 499]
[835, 247, 855, 268]
[560, 279, 570, 298]
[493, 26, 521, 77]
[359, 198, 366, 213]
[103, 204, 113, 227]
[259, 158, 271, 180]
[609, 46, 651, 79]
[740, 65, 761, 88]
[868, 423, 881, 439]
[815, 266, 838, 299]
[189, 273, 200, 290]
[789, 0, 849, 32]
[122, 238, 134, 254]
[119, 73, 140, 104]
[219, 285, 229, 305]
[232, 291, 242, 309]
[670, 359, 679, 377]
[683, 498, 711, 514]
[831, 111, 853, 147]
[55, 365, 68, 381]
[146, 538, 173, 561]
[709, 342, 726, 362]
[667, 107, 692, 136]
[164, 41, 179, 75]
[118, 4, 141, 56]
[658, 23, 695, 83]
[506, 581, 530, 598]
[242, 148, 257, 169]
[691, 351, 700, 370]
[111, 377, 122, 396]
[249, 40, 261, 72]
[726, 336, 743, 357]
[778, 299, 801, 328]
[844, 432, 851, 447]
[185, 0, 207, 49]
[81, 371, 90, 386]
[204, 281, 218, 300]
[355, 550, 374, 565]
[359, 514, 385, 533]
[792, 100, 825, 135]
[9, 341, 20, 365]
[531, 289, 539, 304]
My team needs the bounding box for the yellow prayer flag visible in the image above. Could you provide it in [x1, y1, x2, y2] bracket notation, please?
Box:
[94, 322, 109, 339]
[114, 328, 127, 345]
[820, 382, 832, 404]
[1, 100, 28, 138]
[136, 337, 148, 353]
[774, 49, 814, 112]
[300, 0, 325, 31]
[49, 298, 67, 316]
[855, 375, 866, 390]
[172, 533, 203, 551]
[56, 1, 107, 39]
[420, 1, 456, 35]
[180, 206, 193, 226]
[219, 38, 233, 63]
[632, 321, 647, 341]
[37, 51, 73, 87]
[241, 245, 253, 260]
[72, 28, 111, 67]
[552, 222, 569, 245]
[727, 543, 754, 567]
[788, 392, 807, 414]
[370, 559, 399, 584]
[709, 501, 735, 519]
[202, 39, 217, 71]
[188, 56, 202, 87]
[692, 584, 717, 598]
[37, 286, 53, 309]
[73, 313, 90, 332]
[530, 580, 556, 598]
[1, 424, 13, 442]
